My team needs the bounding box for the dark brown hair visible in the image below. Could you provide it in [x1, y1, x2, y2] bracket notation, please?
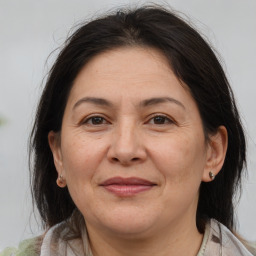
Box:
[30, 5, 246, 234]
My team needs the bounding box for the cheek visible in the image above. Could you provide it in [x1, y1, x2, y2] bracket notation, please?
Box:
[60, 133, 109, 213]
[61, 132, 107, 185]
[149, 132, 206, 184]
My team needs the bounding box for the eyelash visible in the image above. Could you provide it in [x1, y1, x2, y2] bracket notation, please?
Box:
[147, 114, 174, 125]
[82, 115, 109, 125]
[82, 114, 174, 126]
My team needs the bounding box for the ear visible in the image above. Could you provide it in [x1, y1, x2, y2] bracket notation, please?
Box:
[48, 131, 64, 176]
[202, 126, 228, 182]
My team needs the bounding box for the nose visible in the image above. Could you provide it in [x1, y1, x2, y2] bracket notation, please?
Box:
[107, 120, 147, 165]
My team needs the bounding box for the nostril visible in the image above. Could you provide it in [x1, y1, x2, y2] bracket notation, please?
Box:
[111, 157, 140, 163]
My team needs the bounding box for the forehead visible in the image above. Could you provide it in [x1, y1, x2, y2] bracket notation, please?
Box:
[67, 46, 192, 106]
[85, 46, 171, 76]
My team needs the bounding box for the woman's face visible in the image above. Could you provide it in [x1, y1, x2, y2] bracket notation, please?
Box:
[49, 47, 217, 238]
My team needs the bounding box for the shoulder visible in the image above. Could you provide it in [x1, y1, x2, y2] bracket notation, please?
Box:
[218, 220, 256, 255]
[0, 236, 43, 256]
[204, 219, 255, 256]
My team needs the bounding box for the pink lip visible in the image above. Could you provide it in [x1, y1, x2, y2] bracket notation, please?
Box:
[100, 177, 156, 197]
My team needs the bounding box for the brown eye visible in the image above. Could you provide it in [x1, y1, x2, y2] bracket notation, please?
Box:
[84, 116, 107, 125]
[148, 115, 173, 125]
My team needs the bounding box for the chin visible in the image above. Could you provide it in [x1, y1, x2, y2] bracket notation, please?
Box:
[93, 207, 160, 238]
[104, 222, 155, 238]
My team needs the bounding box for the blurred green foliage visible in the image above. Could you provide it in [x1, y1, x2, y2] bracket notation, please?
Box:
[0, 116, 7, 126]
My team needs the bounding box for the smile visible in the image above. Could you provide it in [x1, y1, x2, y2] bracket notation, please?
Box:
[100, 177, 156, 197]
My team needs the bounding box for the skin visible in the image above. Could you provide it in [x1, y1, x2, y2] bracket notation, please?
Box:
[49, 47, 228, 256]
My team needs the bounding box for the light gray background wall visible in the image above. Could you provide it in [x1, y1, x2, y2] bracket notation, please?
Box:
[0, 0, 255, 250]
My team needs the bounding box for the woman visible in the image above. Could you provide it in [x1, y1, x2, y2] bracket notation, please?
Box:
[1, 5, 255, 256]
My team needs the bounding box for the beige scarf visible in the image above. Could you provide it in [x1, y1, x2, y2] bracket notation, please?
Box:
[40, 220, 93, 256]
[40, 219, 253, 256]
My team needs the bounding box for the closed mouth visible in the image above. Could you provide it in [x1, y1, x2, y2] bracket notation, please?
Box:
[100, 176, 156, 186]
[100, 177, 156, 196]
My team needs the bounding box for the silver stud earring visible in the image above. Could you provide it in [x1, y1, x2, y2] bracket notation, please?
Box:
[209, 171, 215, 180]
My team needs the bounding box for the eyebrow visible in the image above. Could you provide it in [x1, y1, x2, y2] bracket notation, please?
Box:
[73, 96, 185, 110]
[73, 97, 113, 110]
[140, 97, 185, 109]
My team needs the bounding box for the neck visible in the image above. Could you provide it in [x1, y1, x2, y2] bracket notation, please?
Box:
[86, 216, 203, 256]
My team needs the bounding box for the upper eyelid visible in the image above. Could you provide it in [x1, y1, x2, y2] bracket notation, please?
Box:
[80, 114, 110, 124]
[149, 114, 171, 119]
[79, 113, 176, 124]
[146, 113, 175, 122]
